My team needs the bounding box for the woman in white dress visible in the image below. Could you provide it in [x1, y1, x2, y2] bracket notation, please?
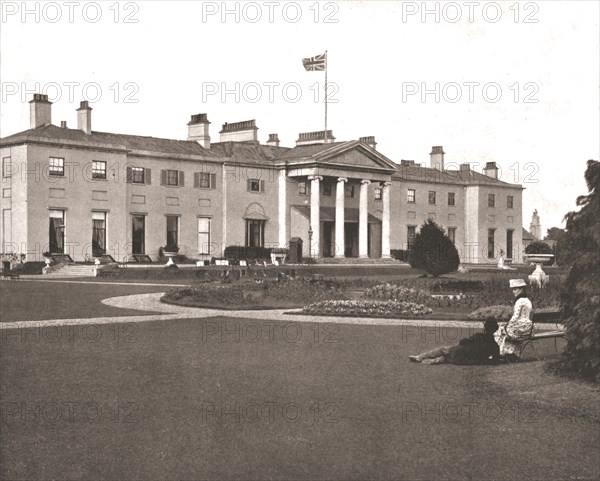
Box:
[494, 279, 533, 361]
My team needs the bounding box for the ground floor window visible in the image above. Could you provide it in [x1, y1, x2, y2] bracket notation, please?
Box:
[506, 229, 514, 259]
[49, 209, 65, 254]
[246, 219, 265, 247]
[132, 215, 145, 254]
[407, 225, 416, 250]
[488, 229, 496, 258]
[198, 217, 211, 255]
[166, 215, 179, 248]
[92, 212, 106, 256]
[447, 227, 456, 244]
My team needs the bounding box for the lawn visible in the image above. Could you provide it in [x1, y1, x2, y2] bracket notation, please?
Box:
[1, 313, 598, 481]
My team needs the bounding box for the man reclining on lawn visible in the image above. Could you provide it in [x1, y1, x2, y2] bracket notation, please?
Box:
[409, 319, 500, 365]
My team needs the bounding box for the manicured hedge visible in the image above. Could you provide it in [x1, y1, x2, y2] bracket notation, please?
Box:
[224, 245, 272, 261]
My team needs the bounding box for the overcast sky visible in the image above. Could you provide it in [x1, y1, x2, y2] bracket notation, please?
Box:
[1, 0, 598, 232]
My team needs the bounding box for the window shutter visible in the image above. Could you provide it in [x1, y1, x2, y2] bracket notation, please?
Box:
[160, 170, 166, 185]
[179, 171, 185, 187]
[126, 167, 133, 183]
[260, 180, 265, 193]
[247, 179, 252, 192]
[194, 173, 200, 188]
[210, 173, 216, 189]
[145, 168, 151, 185]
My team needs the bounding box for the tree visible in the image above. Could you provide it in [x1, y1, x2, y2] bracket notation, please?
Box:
[544, 227, 567, 265]
[409, 219, 459, 276]
[553, 160, 599, 382]
[525, 240, 553, 255]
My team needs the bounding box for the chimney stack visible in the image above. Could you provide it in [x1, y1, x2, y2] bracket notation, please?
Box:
[359, 136, 377, 150]
[60, 121, 68, 128]
[295, 130, 335, 146]
[266, 133, 280, 147]
[77, 100, 92, 134]
[219, 120, 258, 143]
[430, 146, 445, 170]
[483, 161, 499, 179]
[29, 93, 52, 129]
[188, 113, 211, 149]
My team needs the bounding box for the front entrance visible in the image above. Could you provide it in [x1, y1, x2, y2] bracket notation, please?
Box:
[132, 215, 145, 255]
[344, 223, 359, 257]
[323, 221, 335, 257]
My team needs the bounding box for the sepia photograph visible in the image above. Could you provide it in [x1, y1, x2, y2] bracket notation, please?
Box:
[1, 1, 598, 480]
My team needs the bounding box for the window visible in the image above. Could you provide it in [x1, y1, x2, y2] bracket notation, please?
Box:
[166, 170, 179, 186]
[246, 219, 265, 247]
[407, 226, 416, 250]
[195, 172, 216, 189]
[407, 189, 415, 203]
[447, 227, 456, 244]
[247, 179, 265, 193]
[92, 161, 107, 180]
[2, 157, 11, 178]
[428, 191, 436, 204]
[127, 167, 151, 184]
[374, 188, 382, 200]
[507, 195, 514, 209]
[345, 184, 355, 198]
[488, 229, 496, 259]
[488, 194, 495, 207]
[92, 212, 106, 256]
[166, 215, 179, 247]
[49, 210, 65, 253]
[198, 217, 211, 255]
[506, 229, 514, 259]
[323, 183, 332, 196]
[298, 181, 307, 195]
[49, 157, 64, 176]
[448, 192, 455, 206]
[132, 215, 145, 254]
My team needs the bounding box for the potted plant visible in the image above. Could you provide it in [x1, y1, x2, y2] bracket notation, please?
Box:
[42, 251, 52, 266]
[161, 244, 179, 266]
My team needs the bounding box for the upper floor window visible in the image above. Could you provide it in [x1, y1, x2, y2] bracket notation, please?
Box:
[428, 191, 436, 205]
[323, 183, 332, 196]
[298, 181, 307, 195]
[345, 184, 355, 198]
[2, 157, 11, 178]
[448, 192, 455, 206]
[488, 194, 496, 207]
[374, 188, 382, 200]
[407, 189, 416, 203]
[160, 169, 183, 187]
[126, 167, 151, 184]
[507, 195, 514, 209]
[49, 157, 64, 176]
[194, 172, 216, 189]
[248, 179, 265, 193]
[92, 161, 107, 179]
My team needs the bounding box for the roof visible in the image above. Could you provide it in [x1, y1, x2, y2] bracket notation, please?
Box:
[0, 124, 221, 158]
[209, 141, 290, 164]
[274, 142, 348, 161]
[392, 164, 518, 187]
[522, 227, 535, 241]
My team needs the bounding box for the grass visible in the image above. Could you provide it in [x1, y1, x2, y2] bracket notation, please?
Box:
[1, 313, 597, 481]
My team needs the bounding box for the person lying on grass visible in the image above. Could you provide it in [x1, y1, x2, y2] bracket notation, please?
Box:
[409, 319, 500, 365]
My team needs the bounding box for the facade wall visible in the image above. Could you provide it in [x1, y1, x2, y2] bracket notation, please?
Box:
[0, 145, 28, 256]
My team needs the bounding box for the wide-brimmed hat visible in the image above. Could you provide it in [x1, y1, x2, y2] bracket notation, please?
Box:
[509, 279, 527, 288]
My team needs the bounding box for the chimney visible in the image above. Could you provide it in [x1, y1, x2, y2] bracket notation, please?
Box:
[60, 121, 68, 128]
[430, 146, 445, 170]
[187, 113, 211, 149]
[295, 130, 335, 146]
[29, 93, 52, 129]
[401, 160, 415, 166]
[359, 136, 377, 150]
[77, 100, 92, 134]
[219, 119, 258, 143]
[266, 133, 280, 147]
[484, 161, 499, 179]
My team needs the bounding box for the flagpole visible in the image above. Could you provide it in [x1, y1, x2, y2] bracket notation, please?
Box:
[324, 50, 328, 143]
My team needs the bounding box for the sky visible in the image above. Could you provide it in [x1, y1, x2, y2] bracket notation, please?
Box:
[1, 0, 598, 233]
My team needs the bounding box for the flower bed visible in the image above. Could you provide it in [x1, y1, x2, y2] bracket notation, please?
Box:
[302, 299, 432, 318]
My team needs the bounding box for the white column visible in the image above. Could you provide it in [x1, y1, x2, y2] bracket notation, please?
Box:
[381, 181, 391, 258]
[335, 177, 347, 258]
[309, 175, 322, 258]
[278, 170, 287, 247]
[359, 179, 370, 258]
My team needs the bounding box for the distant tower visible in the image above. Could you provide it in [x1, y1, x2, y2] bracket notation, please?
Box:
[530, 210, 542, 240]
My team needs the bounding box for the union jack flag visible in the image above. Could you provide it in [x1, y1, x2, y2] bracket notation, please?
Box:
[302, 52, 326, 71]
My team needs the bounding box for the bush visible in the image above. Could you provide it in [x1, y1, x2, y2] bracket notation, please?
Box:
[430, 280, 484, 293]
[409, 220, 459, 276]
[525, 241, 553, 255]
[303, 299, 432, 317]
[390, 249, 410, 262]
[551, 159, 600, 383]
[469, 305, 513, 321]
[224, 245, 272, 261]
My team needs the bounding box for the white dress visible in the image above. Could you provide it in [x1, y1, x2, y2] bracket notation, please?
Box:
[494, 297, 533, 355]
